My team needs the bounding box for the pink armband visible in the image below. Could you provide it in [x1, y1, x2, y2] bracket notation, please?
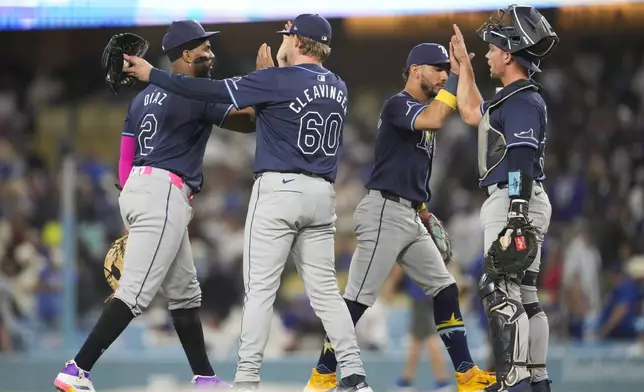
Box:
[119, 135, 136, 187]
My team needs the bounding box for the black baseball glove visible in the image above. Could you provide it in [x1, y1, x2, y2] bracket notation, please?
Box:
[484, 200, 539, 279]
[102, 32, 150, 95]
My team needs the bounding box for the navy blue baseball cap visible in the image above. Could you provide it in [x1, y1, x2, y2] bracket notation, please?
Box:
[406, 43, 450, 71]
[162, 20, 219, 52]
[277, 14, 332, 47]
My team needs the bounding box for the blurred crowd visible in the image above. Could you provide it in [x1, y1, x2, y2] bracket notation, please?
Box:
[1, 31, 644, 357]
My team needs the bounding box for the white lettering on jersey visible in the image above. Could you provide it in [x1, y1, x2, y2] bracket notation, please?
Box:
[289, 84, 348, 115]
[143, 91, 168, 107]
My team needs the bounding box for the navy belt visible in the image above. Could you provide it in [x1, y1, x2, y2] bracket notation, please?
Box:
[255, 170, 334, 184]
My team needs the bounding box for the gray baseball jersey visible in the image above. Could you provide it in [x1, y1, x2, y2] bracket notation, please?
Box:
[343, 92, 455, 307]
[113, 85, 232, 316]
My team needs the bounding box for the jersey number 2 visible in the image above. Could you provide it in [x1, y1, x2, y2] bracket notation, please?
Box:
[297, 111, 343, 156]
[138, 114, 158, 156]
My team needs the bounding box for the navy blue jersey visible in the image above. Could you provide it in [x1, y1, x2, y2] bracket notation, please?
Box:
[149, 64, 348, 182]
[477, 82, 548, 187]
[124, 84, 232, 193]
[365, 91, 436, 204]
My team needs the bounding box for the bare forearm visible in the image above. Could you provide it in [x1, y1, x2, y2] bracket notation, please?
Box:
[419, 100, 454, 130]
[457, 61, 484, 126]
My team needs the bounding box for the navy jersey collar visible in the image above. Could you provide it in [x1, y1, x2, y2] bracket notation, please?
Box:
[490, 79, 541, 106]
[292, 63, 330, 74]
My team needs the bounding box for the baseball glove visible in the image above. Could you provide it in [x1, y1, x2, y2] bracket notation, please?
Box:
[484, 222, 539, 279]
[101, 32, 150, 95]
[421, 211, 454, 264]
[103, 234, 127, 302]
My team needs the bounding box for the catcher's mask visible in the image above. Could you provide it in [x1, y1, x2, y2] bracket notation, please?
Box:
[477, 5, 559, 73]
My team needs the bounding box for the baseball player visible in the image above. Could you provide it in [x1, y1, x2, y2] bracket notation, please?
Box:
[54, 20, 256, 392]
[124, 14, 374, 392]
[303, 43, 495, 392]
[449, 5, 559, 392]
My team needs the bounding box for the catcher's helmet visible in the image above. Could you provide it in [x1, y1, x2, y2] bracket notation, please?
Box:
[477, 5, 558, 73]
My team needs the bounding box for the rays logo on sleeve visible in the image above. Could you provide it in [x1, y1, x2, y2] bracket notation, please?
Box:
[513, 128, 538, 143]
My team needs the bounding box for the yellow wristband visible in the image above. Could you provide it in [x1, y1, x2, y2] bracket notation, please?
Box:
[435, 90, 457, 110]
[418, 202, 427, 211]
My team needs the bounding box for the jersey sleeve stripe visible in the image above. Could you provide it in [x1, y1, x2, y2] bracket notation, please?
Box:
[506, 141, 538, 149]
[122, 132, 135, 137]
[223, 79, 241, 110]
[218, 104, 234, 128]
[480, 102, 485, 116]
[410, 104, 428, 130]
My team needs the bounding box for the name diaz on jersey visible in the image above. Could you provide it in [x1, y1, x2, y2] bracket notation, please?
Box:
[143, 90, 168, 107]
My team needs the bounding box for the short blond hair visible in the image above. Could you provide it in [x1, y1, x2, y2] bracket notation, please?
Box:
[297, 36, 331, 62]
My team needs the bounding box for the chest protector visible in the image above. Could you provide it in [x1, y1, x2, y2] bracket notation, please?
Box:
[477, 81, 540, 181]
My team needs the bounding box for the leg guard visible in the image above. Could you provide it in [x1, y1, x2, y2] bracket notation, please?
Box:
[479, 274, 530, 387]
[520, 270, 549, 383]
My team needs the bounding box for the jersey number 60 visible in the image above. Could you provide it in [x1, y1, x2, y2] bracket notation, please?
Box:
[297, 111, 343, 156]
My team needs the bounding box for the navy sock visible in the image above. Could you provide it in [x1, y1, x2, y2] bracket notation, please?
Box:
[74, 298, 134, 371]
[315, 298, 368, 374]
[171, 307, 215, 377]
[433, 283, 475, 373]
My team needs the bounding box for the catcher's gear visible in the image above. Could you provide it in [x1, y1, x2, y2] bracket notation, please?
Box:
[103, 234, 127, 301]
[102, 32, 150, 95]
[477, 5, 558, 73]
[479, 274, 529, 386]
[421, 211, 453, 264]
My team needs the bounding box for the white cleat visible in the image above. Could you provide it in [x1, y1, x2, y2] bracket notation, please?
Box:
[54, 360, 96, 392]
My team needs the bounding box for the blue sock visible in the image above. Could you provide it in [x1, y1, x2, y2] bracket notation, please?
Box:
[396, 378, 412, 387]
[435, 380, 450, 388]
[315, 298, 368, 374]
[433, 283, 475, 373]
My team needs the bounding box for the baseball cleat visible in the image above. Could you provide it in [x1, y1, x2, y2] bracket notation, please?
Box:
[54, 360, 96, 392]
[455, 365, 496, 391]
[530, 379, 551, 392]
[303, 368, 338, 392]
[336, 374, 373, 392]
[192, 375, 232, 389]
[232, 381, 259, 391]
[394, 378, 415, 392]
[484, 379, 531, 392]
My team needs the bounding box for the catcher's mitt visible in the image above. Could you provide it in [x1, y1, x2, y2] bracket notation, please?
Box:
[484, 223, 539, 279]
[103, 234, 127, 302]
[102, 32, 150, 95]
[421, 211, 454, 264]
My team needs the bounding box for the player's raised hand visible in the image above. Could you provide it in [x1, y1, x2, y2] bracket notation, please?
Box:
[256, 43, 275, 70]
[123, 54, 152, 82]
[277, 21, 292, 67]
[450, 24, 475, 64]
[449, 42, 460, 75]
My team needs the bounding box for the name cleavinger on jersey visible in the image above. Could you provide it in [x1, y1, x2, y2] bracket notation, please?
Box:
[289, 83, 348, 115]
